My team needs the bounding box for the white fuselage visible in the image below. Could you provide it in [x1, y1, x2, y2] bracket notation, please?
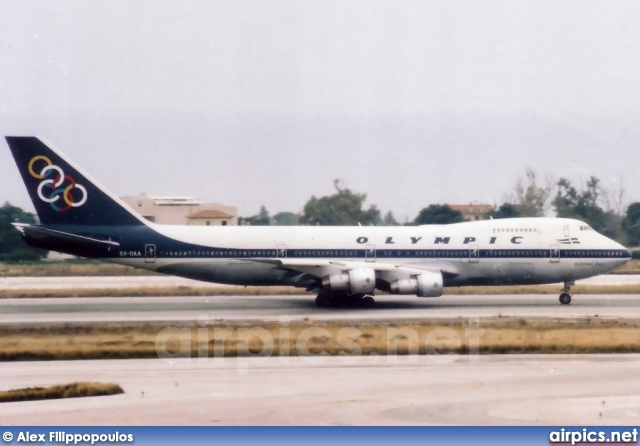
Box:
[110, 217, 630, 290]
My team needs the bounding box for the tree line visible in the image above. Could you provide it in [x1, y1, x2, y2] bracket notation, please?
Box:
[0, 202, 48, 261]
[241, 171, 640, 246]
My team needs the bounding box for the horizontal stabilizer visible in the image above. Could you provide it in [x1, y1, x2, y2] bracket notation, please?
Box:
[13, 223, 120, 257]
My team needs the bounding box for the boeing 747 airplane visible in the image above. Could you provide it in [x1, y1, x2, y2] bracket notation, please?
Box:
[5, 136, 632, 307]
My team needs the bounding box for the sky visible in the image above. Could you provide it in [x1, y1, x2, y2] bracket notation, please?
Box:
[1, 1, 640, 222]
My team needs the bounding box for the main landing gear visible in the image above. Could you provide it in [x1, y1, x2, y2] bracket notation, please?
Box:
[559, 282, 573, 305]
[315, 290, 376, 308]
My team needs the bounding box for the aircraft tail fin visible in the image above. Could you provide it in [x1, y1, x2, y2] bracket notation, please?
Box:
[5, 136, 146, 226]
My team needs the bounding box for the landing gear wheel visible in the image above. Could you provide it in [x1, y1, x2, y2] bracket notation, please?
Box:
[361, 295, 375, 308]
[315, 292, 335, 307]
[316, 291, 376, 308]
[559, 281, 574, 305]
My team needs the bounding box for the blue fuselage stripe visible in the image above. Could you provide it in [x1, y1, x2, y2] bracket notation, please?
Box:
[147, 248, 630, 260]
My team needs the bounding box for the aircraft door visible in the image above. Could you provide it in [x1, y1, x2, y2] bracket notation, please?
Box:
[550, 244, 560, 263]
[469, 244, 479, 263]
[145, 244, 156, 263]
[276, 244, 287, 258]
[365, 244, 376, 262]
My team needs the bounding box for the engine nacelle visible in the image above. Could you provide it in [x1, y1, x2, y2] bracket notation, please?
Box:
[389, 271, 443, 298]
[322, 268, 376, 295]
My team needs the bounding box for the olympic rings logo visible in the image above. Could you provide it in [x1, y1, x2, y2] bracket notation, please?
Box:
[28, 155, 87, 212]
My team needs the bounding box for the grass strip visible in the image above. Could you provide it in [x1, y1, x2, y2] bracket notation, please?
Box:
[0, 286, 304, 299]
[2, 259, 640, 277]
[445, 284, 640, 295]
[2, 284, 640, 298]
[0, 382, 123, 402]
[2, 318, 640, 360]
[0, 261, 159, 277]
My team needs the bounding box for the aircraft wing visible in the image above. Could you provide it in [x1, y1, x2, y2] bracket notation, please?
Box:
[253, 258, 460, 282]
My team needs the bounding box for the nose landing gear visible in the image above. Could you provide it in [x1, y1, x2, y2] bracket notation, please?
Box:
[559, 293, 571, 305]
[559, 282, 574, 305]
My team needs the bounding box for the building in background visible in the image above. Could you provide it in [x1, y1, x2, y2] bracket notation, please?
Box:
[121, 194, 237, 226]
[187, 210, 235, 226]
[449, 204, 492, 221]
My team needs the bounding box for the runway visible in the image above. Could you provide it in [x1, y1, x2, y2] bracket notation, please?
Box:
[0, 294, 639, 325]
[1, 274, 639, 325]
[1, 355, 639, 425]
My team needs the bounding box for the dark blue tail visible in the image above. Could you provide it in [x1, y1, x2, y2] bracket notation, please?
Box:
[6, 137, 145, 226]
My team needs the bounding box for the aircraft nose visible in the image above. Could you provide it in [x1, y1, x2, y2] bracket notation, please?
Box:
[612, 240, 632, 259]
[605, 237, 632, 261]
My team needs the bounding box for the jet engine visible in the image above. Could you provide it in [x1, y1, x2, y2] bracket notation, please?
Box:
[322, 268, 376, 295]
[389, 271, 443, 297]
